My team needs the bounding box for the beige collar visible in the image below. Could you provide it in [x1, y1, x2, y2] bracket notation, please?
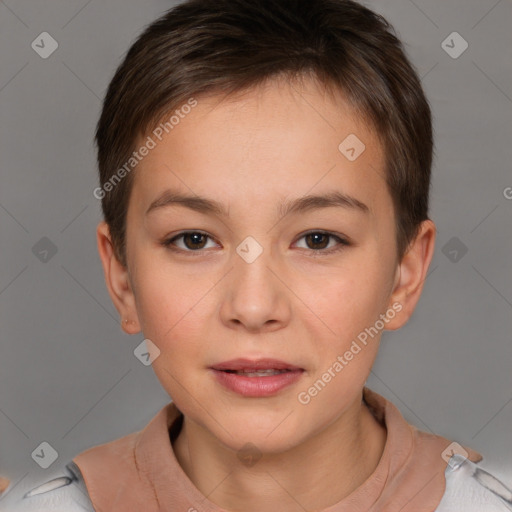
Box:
[73, 387, 482, 511]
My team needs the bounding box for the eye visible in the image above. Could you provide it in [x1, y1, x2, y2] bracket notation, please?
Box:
[162, 231, 219, 253]
[162, 230, 350, 255]
[293, 231, 349, 254]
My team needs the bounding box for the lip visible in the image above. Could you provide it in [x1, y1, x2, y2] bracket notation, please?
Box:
[209, 358, 304, 397]
[210, 358, 303, 372]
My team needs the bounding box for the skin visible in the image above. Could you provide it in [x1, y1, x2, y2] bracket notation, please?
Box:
[0, 477, 8, 495]
[97, 76, 436, 511]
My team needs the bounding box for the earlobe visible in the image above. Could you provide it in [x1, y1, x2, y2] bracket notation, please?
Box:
[385, 220, 436, 330]
[96, 221, 141, 334]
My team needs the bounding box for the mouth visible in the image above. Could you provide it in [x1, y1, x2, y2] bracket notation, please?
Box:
[209, 358, 305, 397]
[211, 358, 303, 373]
[221, 368, 295, 377]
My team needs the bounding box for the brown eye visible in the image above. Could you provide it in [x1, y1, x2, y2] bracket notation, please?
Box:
[163, 231, 217, 252]
[182, 232, 208, 250]
[305, 232, 330, 250]
[294, 231, 350, 254]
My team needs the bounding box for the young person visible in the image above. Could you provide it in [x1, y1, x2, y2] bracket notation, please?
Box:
[2, 1, 511, 510]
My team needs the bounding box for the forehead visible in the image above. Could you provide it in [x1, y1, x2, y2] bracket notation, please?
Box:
[130, 77, 388, 218]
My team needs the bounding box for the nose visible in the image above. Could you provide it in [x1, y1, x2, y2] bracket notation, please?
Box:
[219, 242, 292, 333]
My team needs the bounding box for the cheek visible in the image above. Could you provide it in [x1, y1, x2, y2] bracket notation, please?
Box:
[305, 265, 390, 341]
[135, 271, 209, 400]
[132, 260, 209, 355]
[297, 274, 385, 411]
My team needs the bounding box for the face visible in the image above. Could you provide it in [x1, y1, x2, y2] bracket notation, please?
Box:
[99, 77, 431, 454]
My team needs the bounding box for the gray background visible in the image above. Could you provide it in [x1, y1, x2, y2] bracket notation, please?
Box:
[1, 0, 511, 494]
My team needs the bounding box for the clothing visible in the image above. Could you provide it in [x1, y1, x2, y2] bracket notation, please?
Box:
[1, 388, 511, 511]
[0, 461, 94, 512]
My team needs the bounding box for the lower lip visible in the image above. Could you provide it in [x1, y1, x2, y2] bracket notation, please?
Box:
[210, 369, 304, 397]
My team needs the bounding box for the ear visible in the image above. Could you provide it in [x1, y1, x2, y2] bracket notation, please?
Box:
[385, 219, 436, 330]
[96, 221, 141, 335]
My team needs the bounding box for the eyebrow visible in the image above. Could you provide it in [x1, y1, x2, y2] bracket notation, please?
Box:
[145, 189, 370, 218]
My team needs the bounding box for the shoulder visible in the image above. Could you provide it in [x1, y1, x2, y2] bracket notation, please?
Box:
[0, 461, 94, 512]
[435, 454, 512, 512]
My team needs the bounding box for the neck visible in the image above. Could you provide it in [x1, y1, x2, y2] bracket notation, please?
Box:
[173, 395, 387, 511]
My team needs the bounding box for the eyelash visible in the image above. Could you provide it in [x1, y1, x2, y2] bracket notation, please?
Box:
[161, 230, 350, 256]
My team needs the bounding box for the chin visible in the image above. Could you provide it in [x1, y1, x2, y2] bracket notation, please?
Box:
[211, 413, 308, 455]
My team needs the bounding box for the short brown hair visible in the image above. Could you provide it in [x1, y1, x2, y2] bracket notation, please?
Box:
[95, 0, 433, 267]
